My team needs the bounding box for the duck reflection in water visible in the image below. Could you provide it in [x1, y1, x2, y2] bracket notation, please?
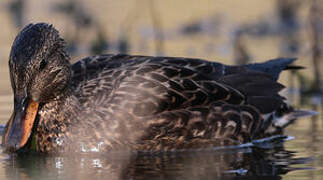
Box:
[1, 144, 312, 180]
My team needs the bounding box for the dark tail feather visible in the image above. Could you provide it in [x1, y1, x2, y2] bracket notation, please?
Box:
[284, 65, 305, 70]
[243, 57, 297, 80]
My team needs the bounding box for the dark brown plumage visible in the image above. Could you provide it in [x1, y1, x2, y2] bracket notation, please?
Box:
[2, 23, 312, 153]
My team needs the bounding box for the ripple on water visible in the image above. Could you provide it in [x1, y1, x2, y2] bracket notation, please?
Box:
[0, 134, 314, 180]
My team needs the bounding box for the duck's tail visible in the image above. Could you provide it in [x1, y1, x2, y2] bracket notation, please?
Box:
[229, 57, 318, 135]
[242, 57, 300, 80]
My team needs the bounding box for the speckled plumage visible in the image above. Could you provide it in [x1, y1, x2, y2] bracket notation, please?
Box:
[3, 23, 308, 153]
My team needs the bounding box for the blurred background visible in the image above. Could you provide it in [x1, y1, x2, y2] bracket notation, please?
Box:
[0, 0, 321, 100]
[0, 0, 322, 179]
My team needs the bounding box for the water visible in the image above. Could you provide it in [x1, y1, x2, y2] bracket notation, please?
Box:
[0, 131, 321, 180]
[0, 103, 322, 180]
[0, 0, 322, 179]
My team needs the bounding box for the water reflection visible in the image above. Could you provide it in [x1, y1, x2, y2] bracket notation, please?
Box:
[0, 1, 321, 179]
[0, 145, 312, 180]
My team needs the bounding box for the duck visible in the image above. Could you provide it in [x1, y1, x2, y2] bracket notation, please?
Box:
[2, 23, 313, 153]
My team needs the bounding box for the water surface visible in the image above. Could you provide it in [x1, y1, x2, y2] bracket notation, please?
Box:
[0, 0, 322, 179]
[0, 105, 322, 180]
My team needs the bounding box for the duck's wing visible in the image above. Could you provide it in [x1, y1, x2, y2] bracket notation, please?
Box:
[71, 55, 295, 115]
[71, 54, 246, 109]
[69, 55, 306, 148]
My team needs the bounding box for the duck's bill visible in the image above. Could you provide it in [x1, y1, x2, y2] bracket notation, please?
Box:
[2, 99, 39, 152]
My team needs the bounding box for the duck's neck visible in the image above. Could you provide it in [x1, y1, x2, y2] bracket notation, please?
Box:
[34, 86, 82, 152]
[40, 86, 81, 123]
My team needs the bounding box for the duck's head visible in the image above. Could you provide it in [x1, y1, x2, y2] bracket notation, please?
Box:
[2, 23, 71, 152]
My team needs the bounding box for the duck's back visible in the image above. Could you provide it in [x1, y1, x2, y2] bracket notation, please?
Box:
[67, 54, 298, 151]
[70, 54, 247, 114]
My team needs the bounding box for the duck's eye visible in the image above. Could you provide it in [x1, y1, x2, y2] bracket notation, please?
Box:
[39, 59, 47, 70]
